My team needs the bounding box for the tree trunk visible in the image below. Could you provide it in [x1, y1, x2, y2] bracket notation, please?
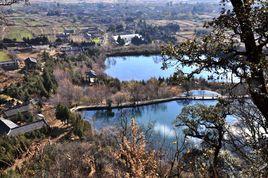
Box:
[230, 0, 268, 120]
[248, 75, 268, 120]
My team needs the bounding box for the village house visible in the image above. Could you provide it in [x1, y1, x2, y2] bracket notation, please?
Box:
[0, 114, 49, 136]
[86, 70, 97, 83]
[64, 29, 75, 35]
[0, 59, 19, 71]
[84, 33, 92, 40]
[25, 57, 37, 70]
[56, 33, 70, 42]
[3, 103, 33, 120]
[83, 27, 101, 38]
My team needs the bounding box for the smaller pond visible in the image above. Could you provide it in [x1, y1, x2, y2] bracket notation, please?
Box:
[81, 99, 218, 147]
[81, 90, 236, 149]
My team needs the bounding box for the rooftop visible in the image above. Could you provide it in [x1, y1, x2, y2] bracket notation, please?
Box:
[86, 70, 97, 78]
[3, 104, 32, 118]
[0, 116, 49, 136]
[8, 119, 48, 137]
[25, 57, 37, 63]
[0, 118, 18, 129]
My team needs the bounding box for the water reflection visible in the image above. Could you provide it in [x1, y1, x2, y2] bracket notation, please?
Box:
[105, 55, 238, 82]
[105, 55, 177, 81]
[82, 100, 217, 139]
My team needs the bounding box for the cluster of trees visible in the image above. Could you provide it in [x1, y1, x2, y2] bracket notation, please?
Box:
[107, 24, 125, 33]
[1, 38, 17, 43]
[22, 36, 49, 45]
[52, 65, 179, 106]
[124, 79, 175, 103]
[131, 36, 146, 46]
[4, 60, 57, 101]
[0, 38, 25, 49]
[137, 21, 178, 44]
[158, 23, 180, 34]
[47, 10, 61, 16]
[0, 136, 30, 170]
[55, 104, 91, 138]
[0, 36, 49, 47]
[0, 129, 47, 171]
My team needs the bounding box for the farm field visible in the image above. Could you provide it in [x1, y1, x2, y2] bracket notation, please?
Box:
[3, 26, 33, 41]
[146, 19, 203, 28]
[0, 51, 11, 62]
[0, 13, 82, 42]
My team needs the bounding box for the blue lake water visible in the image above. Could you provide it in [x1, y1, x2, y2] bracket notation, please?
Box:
[82, 100, 217, 133]
[82, 55, 237, 148]
[81, 98, 236, 150]
[105, 55, 236, 82]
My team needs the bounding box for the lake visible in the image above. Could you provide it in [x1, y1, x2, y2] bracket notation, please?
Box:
[82, 55, 237, 148]
[105, 55, 236, 82]
[82, 99, 217, 137]
[81, 97, 236, 149]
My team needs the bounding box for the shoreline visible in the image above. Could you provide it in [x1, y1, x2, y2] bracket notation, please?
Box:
[103, 44, 162, 58]
[71, 95, 222, 112]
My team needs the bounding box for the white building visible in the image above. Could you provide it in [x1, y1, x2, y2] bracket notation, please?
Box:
[113, 34, 142, 46]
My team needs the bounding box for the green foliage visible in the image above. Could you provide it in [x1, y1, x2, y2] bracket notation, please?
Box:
[16, 112, 24, 122]
[5, 74, 47, 101]
[41, 51, 51, 61]
[85, 48, 100, 57]
[131, 36, 145, 46]
[55, 104, 91, 138]
[163, 0, 268, 119]
[1, 169, 20, 178]
[0, 136, 31, 170]
[0, 129, 47, 171]
[4, 60, 57, 101]
[55, 104, 71, 123]
[42, 68, 57, 96]
[116, 35, 125, 46]
[71, 114, 91, 138]
[175, 103, 227, 177]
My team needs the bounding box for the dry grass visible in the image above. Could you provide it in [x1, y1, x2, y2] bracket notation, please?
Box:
[16, 52, 39, 60]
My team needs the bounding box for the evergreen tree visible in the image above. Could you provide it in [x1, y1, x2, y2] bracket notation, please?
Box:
[42, 69, 54, 95]
[117, 35, 125, 46]
[16, 112, 24, 122]
[55, 104, 70, 123]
